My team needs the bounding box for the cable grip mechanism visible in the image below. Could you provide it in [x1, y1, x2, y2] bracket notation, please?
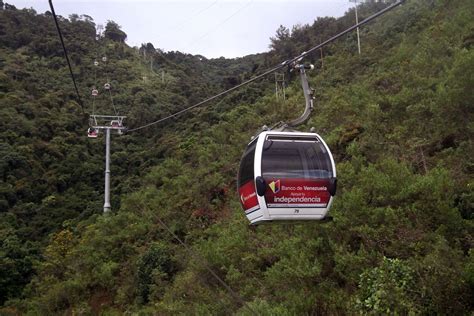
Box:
[287, 62, 315, 128]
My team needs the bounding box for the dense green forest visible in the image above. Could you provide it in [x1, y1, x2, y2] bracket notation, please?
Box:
[0, 0, 473, 314]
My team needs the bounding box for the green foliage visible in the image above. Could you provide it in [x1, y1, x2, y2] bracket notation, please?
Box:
[0, 215, 36, 305]
[356, 257, 416, 314]
[408, 236, 470, 314]
[104, 21, 127, 43]
[1, 0, 473, 314]
[136, 242, 175, 304]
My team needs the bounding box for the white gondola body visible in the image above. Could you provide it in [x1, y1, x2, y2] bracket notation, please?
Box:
[87, 128, 99, 138]
[238, 131, 337, 225]
[110, 120, 121, 128]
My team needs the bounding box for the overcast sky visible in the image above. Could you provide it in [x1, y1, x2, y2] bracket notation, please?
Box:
[9, 0, 354, 58]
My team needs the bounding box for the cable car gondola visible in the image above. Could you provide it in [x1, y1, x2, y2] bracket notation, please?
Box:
[237, 63, 337, 225]
[110, 120, 121, 128]
[87, 127, 99, 138]
[238, 130, 336, 224]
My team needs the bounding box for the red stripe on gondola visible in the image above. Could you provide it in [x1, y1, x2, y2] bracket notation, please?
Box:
[238, 180, 259, 212]
[264, 178, 330, 207]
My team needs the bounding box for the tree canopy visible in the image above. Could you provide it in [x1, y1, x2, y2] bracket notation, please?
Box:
[104, 20, 126, 42]
[0, 0, 473, 314]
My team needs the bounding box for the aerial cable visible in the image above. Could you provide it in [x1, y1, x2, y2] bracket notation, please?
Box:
[138, 205, 258, 316]
[128, 0, 405, 133]
[91, 26, 107, 117]
[107, 85, 119, 116]
[48, 0, 84, 113]
[185, 0, 254, 51]
[129, 92, 231, 132]
[97, 36, 119, 116]
[91, 58, 99, 116]
[127, 64, 279, 132]
[172, 0, 219, 31]
[93, 37, 119, 116]
[286, 2, 406, 63]
[105, 69, 119, 116]
[91, 94, 96, 116]
[101, 54, 119, 116]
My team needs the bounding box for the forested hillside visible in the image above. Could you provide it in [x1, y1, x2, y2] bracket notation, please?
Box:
[1, 0, 473, 314]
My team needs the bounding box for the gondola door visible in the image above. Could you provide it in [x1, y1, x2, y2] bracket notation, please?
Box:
[238, 138, 262, 223]
[259, 131, 336, 220]
[254, 131, 336, 223]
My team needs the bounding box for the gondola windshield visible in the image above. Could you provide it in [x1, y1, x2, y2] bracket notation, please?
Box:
[262, 135, 333, 179]
[261, 135, 334, 209]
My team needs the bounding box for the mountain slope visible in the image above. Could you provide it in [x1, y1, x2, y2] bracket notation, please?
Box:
[1, 0, 473, 314]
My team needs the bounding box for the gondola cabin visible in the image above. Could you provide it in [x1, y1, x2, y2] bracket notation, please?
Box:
[111, 120, 121, 128]
[238, 131, 336, 225]
[87, 127, 99, 138]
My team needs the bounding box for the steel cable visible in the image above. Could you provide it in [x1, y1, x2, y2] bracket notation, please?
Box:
[127, 0, 405, 133]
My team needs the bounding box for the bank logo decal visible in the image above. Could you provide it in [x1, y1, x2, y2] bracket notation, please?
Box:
[269, 179, 281, 194]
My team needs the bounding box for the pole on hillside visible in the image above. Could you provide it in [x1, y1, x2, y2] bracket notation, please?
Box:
[104, 127, 111, 213]
[320, 37, 324, 68]
[350, 0, 361, 55]
[275, 73, 285, 100]
[88, 115, 126, 213]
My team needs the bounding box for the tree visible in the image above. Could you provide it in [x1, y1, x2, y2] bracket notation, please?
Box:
[269, 25, 296, 60]
[356, 258, 416, 314]
[104, 20, 126, 42]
